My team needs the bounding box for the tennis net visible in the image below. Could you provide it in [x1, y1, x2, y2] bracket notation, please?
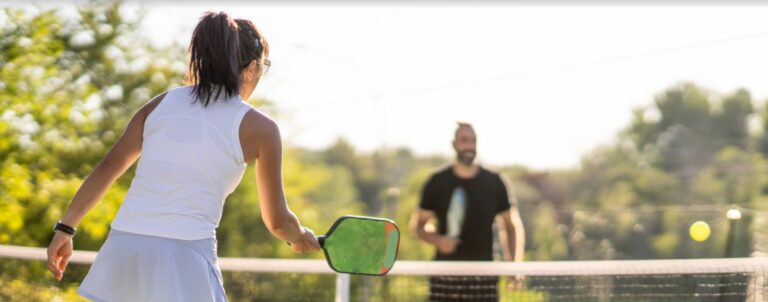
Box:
[1, 244, 767, 301]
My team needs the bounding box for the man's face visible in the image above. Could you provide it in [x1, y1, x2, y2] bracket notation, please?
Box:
[453, 127, 477, 166]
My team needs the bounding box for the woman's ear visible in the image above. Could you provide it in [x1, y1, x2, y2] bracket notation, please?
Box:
[243, 60, 256, 81]
[249, 60, 260, 77]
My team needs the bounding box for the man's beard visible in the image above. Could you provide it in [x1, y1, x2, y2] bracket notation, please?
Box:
[456, 150, 476, 166]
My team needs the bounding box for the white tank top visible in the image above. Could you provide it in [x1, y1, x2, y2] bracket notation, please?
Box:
[111, 86, 253, 240]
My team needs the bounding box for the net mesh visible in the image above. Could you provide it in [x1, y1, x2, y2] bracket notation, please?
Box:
[340, 273, 765, 302]
[1, 244, 766, 301]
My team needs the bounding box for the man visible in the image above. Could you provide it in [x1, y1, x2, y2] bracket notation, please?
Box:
[411, 122, 525, 302]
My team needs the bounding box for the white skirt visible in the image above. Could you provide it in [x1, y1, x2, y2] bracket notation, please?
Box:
[78, 229, 227, 302]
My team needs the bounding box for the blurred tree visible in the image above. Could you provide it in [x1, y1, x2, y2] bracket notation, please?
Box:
[0, 2, 185, 298]
[567, 83, 764, 259]
[320, 138, 439, 216]
[630, 84, 754, 179]
[0, 2, 184, 249]
[713, 89, 753, 150]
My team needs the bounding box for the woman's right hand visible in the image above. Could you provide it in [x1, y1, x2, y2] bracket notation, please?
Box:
[47, 231, 74, 281]
[289, 227, 321, 253]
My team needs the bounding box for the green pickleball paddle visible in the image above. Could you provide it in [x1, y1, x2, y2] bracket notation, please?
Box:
[319, 215, 400, 276]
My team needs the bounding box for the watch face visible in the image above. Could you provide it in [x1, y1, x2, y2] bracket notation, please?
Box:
[54, 221, 76, 236]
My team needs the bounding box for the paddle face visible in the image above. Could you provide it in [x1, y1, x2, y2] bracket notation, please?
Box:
[320, 215, 400, 276]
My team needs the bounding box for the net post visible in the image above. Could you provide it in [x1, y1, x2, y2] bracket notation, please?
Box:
[335, 273, 350, 302]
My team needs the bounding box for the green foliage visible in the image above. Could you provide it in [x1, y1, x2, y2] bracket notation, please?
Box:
[506, 82, 766, 261]
[0, 2, 185, 298]
[555, 83, 765, 260]
[0, 2, 184, 252]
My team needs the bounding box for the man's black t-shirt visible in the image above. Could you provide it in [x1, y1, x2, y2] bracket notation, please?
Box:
[419, 165, 513, 261]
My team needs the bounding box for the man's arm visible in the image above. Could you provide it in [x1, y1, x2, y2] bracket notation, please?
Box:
[410, 209, 458, 254]
[496, 207, 525, 262]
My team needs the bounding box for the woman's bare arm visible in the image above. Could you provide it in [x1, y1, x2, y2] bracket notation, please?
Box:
[47, 92, 165, 280]
[240, 110, 319, 253]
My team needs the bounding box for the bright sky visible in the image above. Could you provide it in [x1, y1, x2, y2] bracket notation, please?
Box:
[14, 2, 768, 169]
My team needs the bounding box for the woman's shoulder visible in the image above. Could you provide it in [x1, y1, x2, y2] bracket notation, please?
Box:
[238, 107, 281, 163]
[138, 90, 171, 120]
[241, 107, 280, 137]
[242, 107, 275, 125]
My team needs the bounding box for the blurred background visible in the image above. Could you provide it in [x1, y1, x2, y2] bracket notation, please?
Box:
[2, 1, 768, 300]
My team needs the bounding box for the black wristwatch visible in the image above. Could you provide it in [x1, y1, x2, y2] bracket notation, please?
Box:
[53, 221, 76, 237]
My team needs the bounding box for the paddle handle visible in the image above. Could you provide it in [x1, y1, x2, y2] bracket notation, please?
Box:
[286, 235, 326, 248]
[317, 235, 326, 248]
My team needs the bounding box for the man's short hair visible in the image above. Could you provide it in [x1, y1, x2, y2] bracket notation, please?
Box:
[455, 121, 475, 137]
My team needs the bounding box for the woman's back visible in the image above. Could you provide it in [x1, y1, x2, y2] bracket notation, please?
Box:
[111, 86, 253, 240]
[47, 13, 319, 299]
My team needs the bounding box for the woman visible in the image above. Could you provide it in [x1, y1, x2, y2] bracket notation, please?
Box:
[46, 12, 320, 301]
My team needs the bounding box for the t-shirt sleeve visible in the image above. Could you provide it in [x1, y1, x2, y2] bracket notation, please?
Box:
[496, 174, 515, 214]
[419, 175, 439, 211]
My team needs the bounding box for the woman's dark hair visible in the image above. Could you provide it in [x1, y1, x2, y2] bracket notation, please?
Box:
[187, 12, 268, 106]
[235, 19, 269, 72]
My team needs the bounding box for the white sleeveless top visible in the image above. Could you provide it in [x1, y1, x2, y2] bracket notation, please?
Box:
[111, 86, 253, 240]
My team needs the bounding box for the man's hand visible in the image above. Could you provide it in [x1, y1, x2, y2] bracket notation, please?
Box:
[436, 236, 460, 254]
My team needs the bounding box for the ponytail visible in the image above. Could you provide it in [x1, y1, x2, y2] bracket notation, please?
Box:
[187, 12, 241, 106]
